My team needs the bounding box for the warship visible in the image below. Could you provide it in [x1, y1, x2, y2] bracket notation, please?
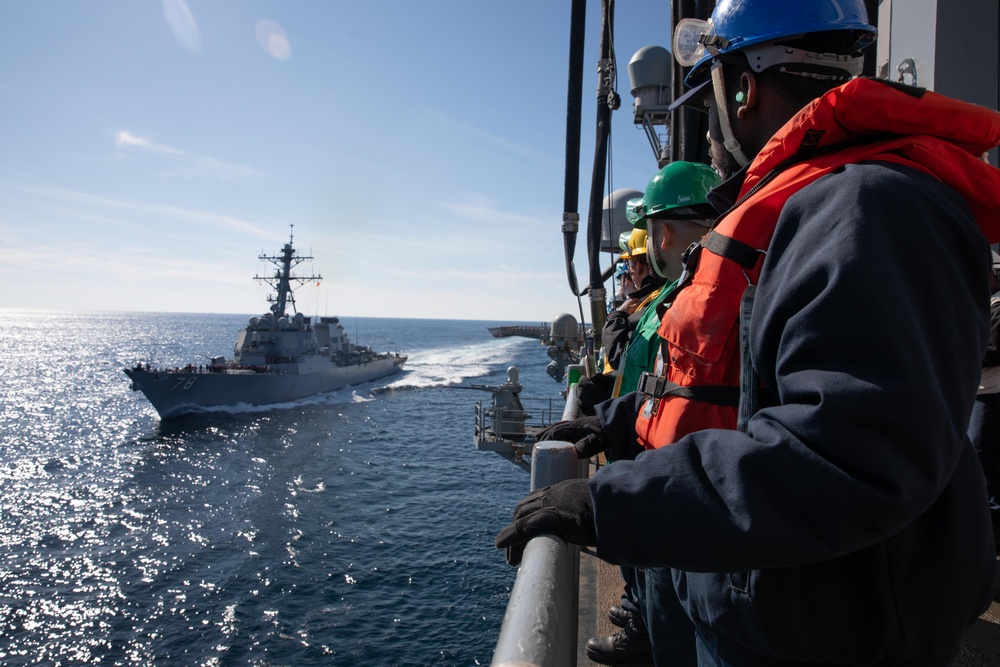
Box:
[125, 229, 406, 419]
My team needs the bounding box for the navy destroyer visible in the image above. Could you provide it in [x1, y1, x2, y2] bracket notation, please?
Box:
[125, 229, 406, 418]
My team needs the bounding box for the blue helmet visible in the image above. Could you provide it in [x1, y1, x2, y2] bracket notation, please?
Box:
[673, 0, 876, 86]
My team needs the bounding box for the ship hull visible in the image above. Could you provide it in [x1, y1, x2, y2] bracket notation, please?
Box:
[125, 357, 404, 418]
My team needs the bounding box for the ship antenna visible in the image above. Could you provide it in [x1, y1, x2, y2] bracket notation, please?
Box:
[253, 224, 322, 318]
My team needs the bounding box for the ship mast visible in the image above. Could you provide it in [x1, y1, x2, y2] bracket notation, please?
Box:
[254, 225, 322, 318]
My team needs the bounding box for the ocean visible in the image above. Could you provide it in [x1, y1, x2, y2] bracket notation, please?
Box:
[0, 310, 567, 666]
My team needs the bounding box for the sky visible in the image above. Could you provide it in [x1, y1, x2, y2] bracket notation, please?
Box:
[0, 1, 673, 322]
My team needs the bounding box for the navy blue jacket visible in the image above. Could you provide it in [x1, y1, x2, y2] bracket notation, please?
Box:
[590, 162, 996, 664]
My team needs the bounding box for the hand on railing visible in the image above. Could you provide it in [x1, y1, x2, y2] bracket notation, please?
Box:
[495, 478, 596, 566]
[536, 415, 609, 459]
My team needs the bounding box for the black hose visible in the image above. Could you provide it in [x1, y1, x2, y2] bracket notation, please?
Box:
[562, 0, 587, 298]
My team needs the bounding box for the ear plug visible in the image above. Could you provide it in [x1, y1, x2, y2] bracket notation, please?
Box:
[735, 91, 746, 104]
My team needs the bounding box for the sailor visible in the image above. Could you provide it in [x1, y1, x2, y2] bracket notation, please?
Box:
[576, 230, 664, 415]
[584, 227, 666, 416]
[603, 227, 664, 373]
[581, 165, 722, 417]
[614, 162, 721, 402]
[540, 160, 723, 461]
[612, 257, 631, 304]
[498, 1, 1000, 665]
[538, 161, 721, 667]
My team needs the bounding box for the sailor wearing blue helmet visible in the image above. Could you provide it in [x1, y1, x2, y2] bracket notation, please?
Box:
[671, 0, 875, 169]
[499, 0, 1000, 665]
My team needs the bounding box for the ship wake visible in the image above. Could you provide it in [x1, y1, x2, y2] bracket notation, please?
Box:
[374, 337, 531, 392]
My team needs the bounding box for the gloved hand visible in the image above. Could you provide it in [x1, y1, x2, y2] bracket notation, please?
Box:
[535, 415, 609, 459]
[577, 373, 615, 416]
[495, 478, 596, 566]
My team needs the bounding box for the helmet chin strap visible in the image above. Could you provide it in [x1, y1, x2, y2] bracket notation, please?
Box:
[646, 231, 672, 280]
[710, 62, 751, 168]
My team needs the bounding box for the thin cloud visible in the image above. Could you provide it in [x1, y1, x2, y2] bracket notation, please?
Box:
[362, 198, 561, 264]
[427, 111, 562, 168]
[9, 183, 275, 239]
[114, 130, 266, 181]
[437, 198, 551, 227]
[115, 131, 182, 155]
[3, 236, 238, 284]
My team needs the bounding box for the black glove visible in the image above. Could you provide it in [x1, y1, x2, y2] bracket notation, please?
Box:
[535, 415, 609, 459]
[495, 478, 596, 566]
[577, 373, 615, 416]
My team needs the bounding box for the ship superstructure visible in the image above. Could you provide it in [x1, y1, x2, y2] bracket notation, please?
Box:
[125, 228, 406, 418]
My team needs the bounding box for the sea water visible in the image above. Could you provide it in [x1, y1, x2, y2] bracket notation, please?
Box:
[0, 310, 566, 666]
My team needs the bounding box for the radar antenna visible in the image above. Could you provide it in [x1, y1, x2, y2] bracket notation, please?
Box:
[253, 224, 323, 317]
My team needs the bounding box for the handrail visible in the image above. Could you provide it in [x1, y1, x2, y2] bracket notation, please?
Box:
[491, 385, 584, 666]
[491, 532, 579, 667]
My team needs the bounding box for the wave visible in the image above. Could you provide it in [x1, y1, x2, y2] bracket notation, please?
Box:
[376, 337, 533, 391]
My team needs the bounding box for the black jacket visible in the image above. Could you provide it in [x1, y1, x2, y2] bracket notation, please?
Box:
[590, 162, 996, 664]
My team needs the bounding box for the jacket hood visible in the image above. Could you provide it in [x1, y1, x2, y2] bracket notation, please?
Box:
[745, 78, 1000, 240]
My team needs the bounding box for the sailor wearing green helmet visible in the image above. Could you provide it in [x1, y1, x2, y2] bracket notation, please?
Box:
[538, 159, 721, 452]
[579, 162, 722, 414]
[534, 161, 720, 667]
[614, 161, 721, 399]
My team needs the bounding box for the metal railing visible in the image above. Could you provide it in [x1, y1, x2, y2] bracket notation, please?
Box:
[474, 395, 568, 471]
[474, 396, 565, 441]
[491, 385, 584, 667]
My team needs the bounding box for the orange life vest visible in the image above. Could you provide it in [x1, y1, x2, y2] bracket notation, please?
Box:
[634, 78, 1000, 450]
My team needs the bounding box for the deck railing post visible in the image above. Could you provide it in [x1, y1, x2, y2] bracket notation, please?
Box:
[492, 438, 583, 667]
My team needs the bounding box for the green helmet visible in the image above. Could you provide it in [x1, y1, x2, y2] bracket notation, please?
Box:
[627, 161, 721, 229]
